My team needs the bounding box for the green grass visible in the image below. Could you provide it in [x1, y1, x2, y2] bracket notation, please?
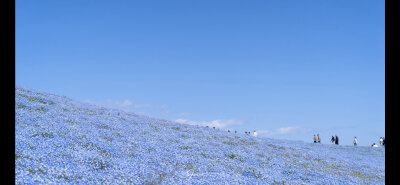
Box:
[171, 127, 181, 131]
[66, 120, 78, 124]
[18, 93, 54, 105]
[223, 141, 237, 146]
[352, 171, 373, 179]
[250, 168, 262, 178]
[41, 132, 54, 138]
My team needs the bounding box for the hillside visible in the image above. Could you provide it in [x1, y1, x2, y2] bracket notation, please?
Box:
[15, 87, 385, 184]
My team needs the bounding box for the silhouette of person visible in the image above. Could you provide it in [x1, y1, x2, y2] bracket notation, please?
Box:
[317, 134, 321, 143]
[331, 136, 335, 144]
[313, 134, 317, 143]
[335, 135, 339, 145]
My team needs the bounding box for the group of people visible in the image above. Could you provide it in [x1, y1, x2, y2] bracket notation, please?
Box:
[227, 129, 238, 134]
[225, 129, 258, 137]
[313, 134, 321, 143]
[220, 126, 384, 148]
[331, 135, 339, 145]
[317, 134, 385, 147]
[371, 137, 385, 147]
[245, 130, 257, 137]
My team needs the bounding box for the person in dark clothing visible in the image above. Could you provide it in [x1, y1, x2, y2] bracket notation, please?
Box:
[335, 135, 339, 145]
[317, 134, 321, 143]
[383, 137, 385, 147]
[331, 136, 335, 144]
[313, 134, 317, 143]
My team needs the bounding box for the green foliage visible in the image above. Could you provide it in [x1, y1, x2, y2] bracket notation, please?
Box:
[66, 120, 78, 124]
[171, 127, 181, 131]
[250, 168, 262, 179]
[41, 132, 54, 138]
[352, 171, 373, 179]
[223, 141, 237, 146]
[57, 174, 69, 180]
[91, 160, 109, 170]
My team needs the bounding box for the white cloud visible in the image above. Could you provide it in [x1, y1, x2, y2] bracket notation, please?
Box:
[132, 103, 152, 109]
[121, 100, 133, 107]
[86, 99, 153, 111]
[161, 111, 171, 116]
[178, 112, 191, 117]
[160, 104, 168, 109]
[258, 126, 311, 136]
[175, 118, 244, 128]
[83, 99, 92, 103]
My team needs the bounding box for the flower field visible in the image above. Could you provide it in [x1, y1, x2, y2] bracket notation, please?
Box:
[15, 87, 385, 184]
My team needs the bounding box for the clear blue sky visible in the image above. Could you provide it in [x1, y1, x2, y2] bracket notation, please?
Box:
[16, 0, 385, 146]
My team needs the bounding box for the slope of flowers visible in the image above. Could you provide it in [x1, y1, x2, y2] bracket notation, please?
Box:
[15, 87, 385, 184]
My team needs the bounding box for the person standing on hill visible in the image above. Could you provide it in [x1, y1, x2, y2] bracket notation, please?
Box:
[331, 136, 335, 144]
[317, 134, 321, 143]
[335, 135, 339, 145]
[313, 134, 317, 143]
[353, 136, 358, 146]
[252, 130, 258, 137]
[379, 137, 383, 146]
[383, 137, 385, 147]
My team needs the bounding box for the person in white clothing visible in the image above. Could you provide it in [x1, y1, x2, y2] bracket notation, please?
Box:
[379, 137, 383, 146]
[252, 130, 257, 137]
[353, 137, 358, 146]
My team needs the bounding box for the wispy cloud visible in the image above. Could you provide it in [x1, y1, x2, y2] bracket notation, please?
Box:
[161, 111, 171, 116]
[178, 112, 191, 117]
[103, 99, 152, 109]
[84, 99, 156, 111]
[175, 119, 244, 128]
[258, 126, 311, 136]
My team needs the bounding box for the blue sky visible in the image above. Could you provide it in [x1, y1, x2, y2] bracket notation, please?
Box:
[16, 0, 385, 146]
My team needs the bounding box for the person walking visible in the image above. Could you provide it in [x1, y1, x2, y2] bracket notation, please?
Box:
[313, 134, 317, 143]
[317, 134, 321, 143]
[331, 136, 335, 144]
[335, 135, 339, 145]
[353, 136, 358, 146]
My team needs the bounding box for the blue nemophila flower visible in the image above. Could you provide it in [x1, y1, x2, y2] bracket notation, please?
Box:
[15, 86, 385, 184]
